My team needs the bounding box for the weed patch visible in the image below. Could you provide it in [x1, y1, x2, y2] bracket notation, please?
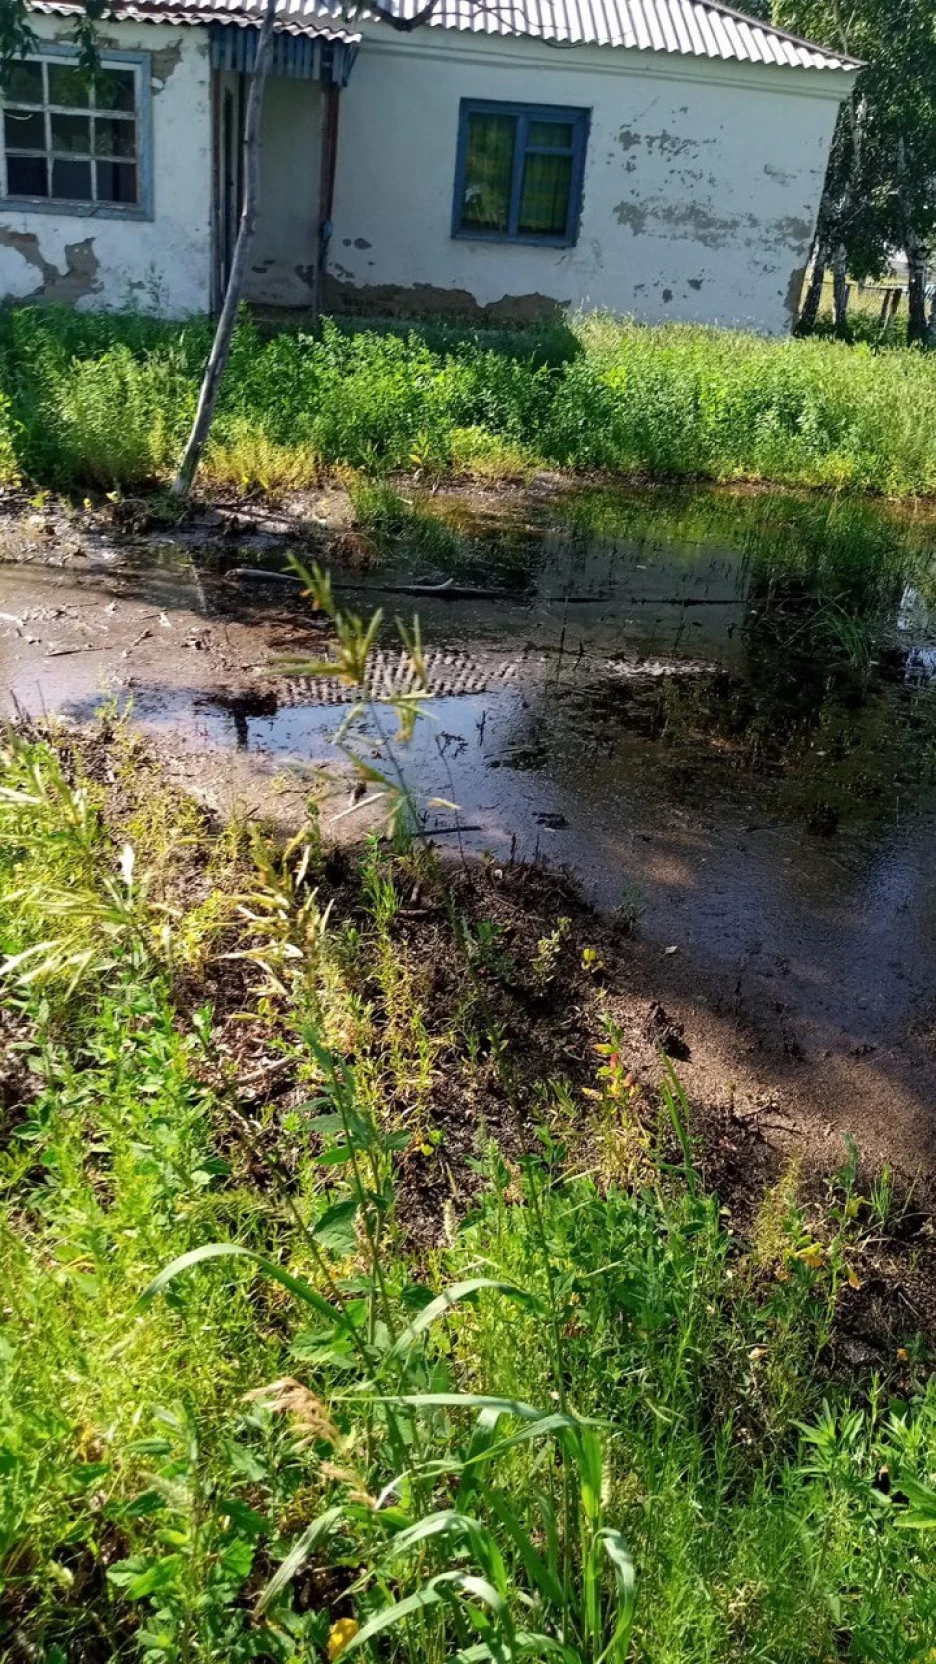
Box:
[4, 307, 936, 496]
[3, 719, 936, 1661]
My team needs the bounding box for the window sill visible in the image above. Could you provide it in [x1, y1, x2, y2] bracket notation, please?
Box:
[0, 195, 152, 222]
[452, 228, 577, 249]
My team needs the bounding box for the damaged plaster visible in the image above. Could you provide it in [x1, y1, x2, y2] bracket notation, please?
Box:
[150, 39, 186, 86]
[52, 24, 184, 84]
[323, 276, 568, 324]
[0, 229, 99, 303]
[614, 203, 648, 235]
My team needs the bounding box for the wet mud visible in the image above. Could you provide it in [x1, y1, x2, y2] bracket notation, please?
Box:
[3, 485, 936, 1178]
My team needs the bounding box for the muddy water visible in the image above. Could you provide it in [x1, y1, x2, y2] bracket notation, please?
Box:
[4, 488, 936, 1152]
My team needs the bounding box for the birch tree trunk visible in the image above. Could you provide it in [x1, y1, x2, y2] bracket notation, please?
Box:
[171, 0, 278, 498]
[831, 243, 849, 335]
[798, 240, 828, 333]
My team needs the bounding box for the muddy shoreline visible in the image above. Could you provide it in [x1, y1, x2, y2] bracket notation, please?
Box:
[3, 481, 936, 1185]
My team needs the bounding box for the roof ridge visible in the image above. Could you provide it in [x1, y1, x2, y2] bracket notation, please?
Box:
[686, 0, 862, 68]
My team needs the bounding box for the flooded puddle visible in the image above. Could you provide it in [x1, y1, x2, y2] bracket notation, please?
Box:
[4, 483, 936, 1148]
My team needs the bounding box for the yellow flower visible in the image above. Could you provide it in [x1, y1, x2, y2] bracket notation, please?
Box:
[328, 1618, 360, 1661]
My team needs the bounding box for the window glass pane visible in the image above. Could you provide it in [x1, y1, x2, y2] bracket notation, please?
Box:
[518, 151, 572, 236]
[5, 109, 45, 150]
[94, 68, 135, 112]
[6, 153, 47, 195]
[528, 120, 574, 150]
[7, 60, 43, 103]
[96, 159, 137, 203]
[52, 157, 91, 199]
[94, 115, 135, 158]
[51, 112, 91, 154]
[48, 63, 89, 108]
[461, 112, 514, 233]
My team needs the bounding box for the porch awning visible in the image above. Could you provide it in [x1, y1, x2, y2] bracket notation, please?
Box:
[208, 19, 358, 83]
[28, 1, 360, 86]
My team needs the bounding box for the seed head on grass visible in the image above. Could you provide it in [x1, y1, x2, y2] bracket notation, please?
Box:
[247, 1379, 374, 1505]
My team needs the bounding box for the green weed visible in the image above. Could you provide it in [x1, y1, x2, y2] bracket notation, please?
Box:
[5, 306, 936, 495]
[3, 721, 936, 1662]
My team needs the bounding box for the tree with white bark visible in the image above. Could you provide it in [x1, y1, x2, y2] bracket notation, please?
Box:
[771, 0, 936, 344]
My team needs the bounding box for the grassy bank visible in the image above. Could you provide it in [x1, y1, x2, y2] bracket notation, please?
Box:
[2, 307, 936, 497]
[3, 714, 936, 1663]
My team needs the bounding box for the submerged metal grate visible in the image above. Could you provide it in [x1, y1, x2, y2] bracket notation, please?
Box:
[273, 648, 520, 708]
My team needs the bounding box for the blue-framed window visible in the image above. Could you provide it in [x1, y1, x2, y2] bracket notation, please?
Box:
[1, 45, 153, 220]
[452, 99, 589, 247]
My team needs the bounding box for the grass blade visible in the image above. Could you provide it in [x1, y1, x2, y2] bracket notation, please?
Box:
[255, 1506, 343, 1614]
[482, 1485, 565, 1611]
[137, 1242, 345, 1328]
[388, 1279, 543, 1359]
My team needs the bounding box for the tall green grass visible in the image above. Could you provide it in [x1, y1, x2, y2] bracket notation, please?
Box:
[3, 723, 936, 1661]
[2, 306, 936, 494]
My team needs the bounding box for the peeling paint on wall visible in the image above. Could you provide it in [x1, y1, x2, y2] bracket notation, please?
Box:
[0, 229, 99, 302]
[149, 39, 185, 86]
[644, 129, 708, 156]
[323, 276, 568, 323]
[615, 202, 648, 235]
[770, 215, 813, 248]
[651, 202, 745, 248]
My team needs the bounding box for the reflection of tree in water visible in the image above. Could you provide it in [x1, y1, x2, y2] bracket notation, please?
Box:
[520, 487, 936, 840]
[648, 582, 936, 838]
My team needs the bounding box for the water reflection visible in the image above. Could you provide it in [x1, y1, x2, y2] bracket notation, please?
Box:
[5, 479, 936, 1061]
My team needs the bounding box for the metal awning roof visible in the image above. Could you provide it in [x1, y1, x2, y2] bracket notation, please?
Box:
[29, 0, 360, 47]
[27, 0, 858, 72]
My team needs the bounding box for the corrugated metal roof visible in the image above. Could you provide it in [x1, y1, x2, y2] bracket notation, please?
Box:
[27, 0, 858, 70]
[29, 0, 360, 46]
[378, 0, 859, 69]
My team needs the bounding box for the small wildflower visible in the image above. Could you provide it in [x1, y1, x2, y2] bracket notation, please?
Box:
[897, 1346, 909, 1362]
[748, 1346, 769, 1362]
[328, 1617, 359, 1660]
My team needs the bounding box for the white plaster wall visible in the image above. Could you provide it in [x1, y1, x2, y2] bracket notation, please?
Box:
[0, 16, 211, 315]
[245, 76, 322, 308]
[329, 26, 856, 333]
